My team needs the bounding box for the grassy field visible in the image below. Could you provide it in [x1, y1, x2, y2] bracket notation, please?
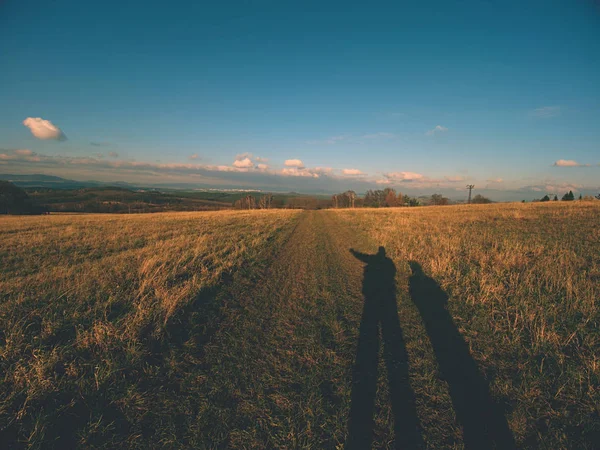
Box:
[1, 202, 598, 448]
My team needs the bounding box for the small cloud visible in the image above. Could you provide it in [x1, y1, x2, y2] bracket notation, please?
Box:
[94, 153, 105, 159]
[313, 167, 333, 175]
[553, 159, 589, 167]
[189, 153, 199, 160]
[256, 163, 269, 170]
[342, 168, 364, 176]
[531, 106, 560, 118]
[235, 152, 253, 160]
[281, 167, 318, 178]
[520, 182, 582, 194]
[108, 151, 119, 158]
[14, 149, 35, 156]
[486, 178, 503, 183]
[0, 149, 41, 162]
[426, 125, 448, 136]
[233, 157, 254, 168]
[284, 159, 305, 169]
[23, 117, 66, 140]
[254, 156, 269, 162]
[385, 171, 425, 181]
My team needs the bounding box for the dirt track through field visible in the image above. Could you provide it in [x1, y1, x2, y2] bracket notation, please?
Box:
[196, 210, 515, 449]
[197, 211, 418, 448]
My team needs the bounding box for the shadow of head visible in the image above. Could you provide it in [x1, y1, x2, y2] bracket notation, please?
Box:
[377, 246, 385, 256]
[408, 261, 448, 308]
[408, 260, 423, 275]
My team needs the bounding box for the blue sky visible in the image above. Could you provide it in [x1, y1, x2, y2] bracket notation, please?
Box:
[1, 0, 599, 199]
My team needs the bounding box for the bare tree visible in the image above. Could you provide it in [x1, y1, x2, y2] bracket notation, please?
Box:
[258, 193, 273, 209]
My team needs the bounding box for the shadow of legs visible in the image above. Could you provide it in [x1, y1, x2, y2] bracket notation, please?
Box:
[347, 294, 380, 450]
[408, 261, 515, 450]
[347, 248, 423, 449]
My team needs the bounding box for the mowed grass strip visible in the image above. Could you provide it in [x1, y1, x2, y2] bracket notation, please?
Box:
[334, 201, 600, 449]
[0, 210, 300, 448]
[193, 211, 373, 448]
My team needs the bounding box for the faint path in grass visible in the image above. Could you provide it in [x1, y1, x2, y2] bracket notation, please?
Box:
[194, 211, 424, 448]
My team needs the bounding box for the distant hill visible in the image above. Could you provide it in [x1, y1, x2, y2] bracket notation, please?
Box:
[0, 180, 47, 214]
[0, 174, 100, 189]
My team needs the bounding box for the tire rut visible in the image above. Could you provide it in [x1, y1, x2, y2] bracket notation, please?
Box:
[195, 210, 400, 448]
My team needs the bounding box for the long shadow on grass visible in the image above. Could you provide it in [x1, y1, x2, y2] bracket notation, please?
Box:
[408, 261, 516, 450]
[346, 247, 423, 450]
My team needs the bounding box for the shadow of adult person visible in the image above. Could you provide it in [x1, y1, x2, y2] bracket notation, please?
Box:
[408, 261, 516, 450]
[346, 247, 423, 450]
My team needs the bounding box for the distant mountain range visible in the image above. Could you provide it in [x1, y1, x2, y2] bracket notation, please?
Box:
[0, 174, 137, 190]
[0, 174, 312, 195]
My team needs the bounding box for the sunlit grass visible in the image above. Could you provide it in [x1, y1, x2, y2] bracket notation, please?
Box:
[334, 201, 600, 447]
[0, 210, 300, 448]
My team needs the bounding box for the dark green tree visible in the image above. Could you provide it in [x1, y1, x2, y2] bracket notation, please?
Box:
[561, 191, 575, 201]
[471, 194, 492, 204]
[430, 193, 450, 205]
[0, 181, 34, 214]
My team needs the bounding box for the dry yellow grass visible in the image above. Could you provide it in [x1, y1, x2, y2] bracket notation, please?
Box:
[334, 201, 600, 447]
[0, 210, 300, 447]
[1, 202, 599, 448]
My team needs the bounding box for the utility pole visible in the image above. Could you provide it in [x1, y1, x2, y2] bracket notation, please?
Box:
[466, 185, 475, 204]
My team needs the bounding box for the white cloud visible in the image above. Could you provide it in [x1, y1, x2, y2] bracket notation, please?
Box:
[189, 153, 199, 160]
[384, 171, 425, 181]
[426, 125, 448, 136]
[0, 149, 40, 162]
[257, 163, 269, 170]
[531, 106, 560, 118]
[281, 167, 318, 178]
[14, 149, 35, 156]
[342, 168, 364, 176]
[233, 157, 254, 168]
[233, 153, 268, 167]
[284, 159, 305, 168]
[23, 117, 66, 140]
[108, 151, 119, 158]
[520, 182, 582, 194]
[553, 159, 588, 167]
[313, 167, 333, 175]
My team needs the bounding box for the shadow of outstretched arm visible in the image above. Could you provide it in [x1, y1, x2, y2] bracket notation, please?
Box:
[408, 261, 515, 450]
[347, 249, 423, 449]
[350, 248, 369, 263]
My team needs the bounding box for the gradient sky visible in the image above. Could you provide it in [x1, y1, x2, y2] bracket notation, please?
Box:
[1, 0, 599, 199]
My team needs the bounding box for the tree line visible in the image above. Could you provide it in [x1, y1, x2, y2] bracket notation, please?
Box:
[536, 190, 584, 202]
